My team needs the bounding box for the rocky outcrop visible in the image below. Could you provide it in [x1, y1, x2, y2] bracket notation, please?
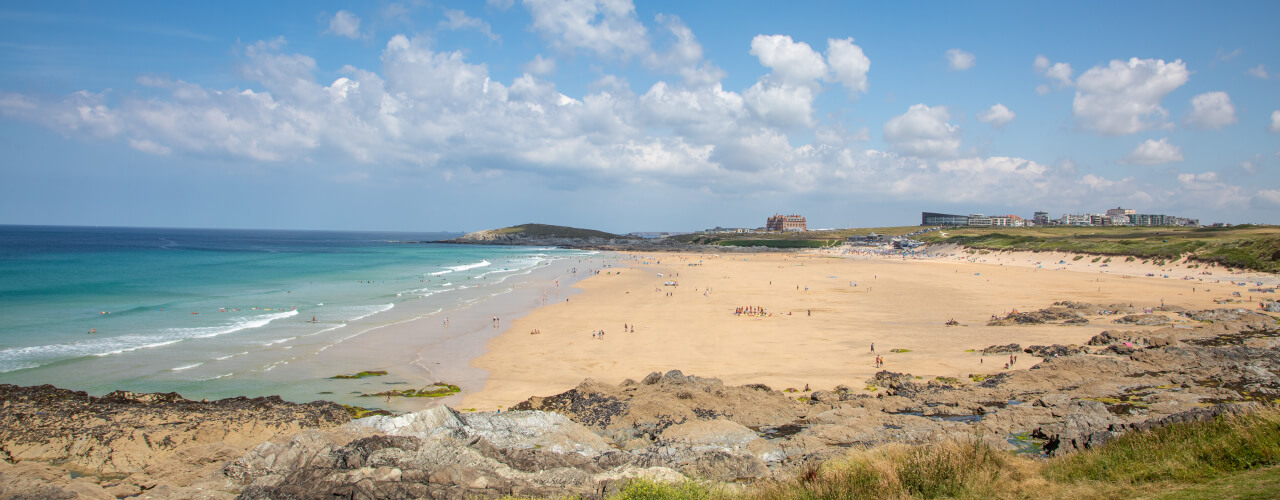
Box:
[1113, 314, 1172, 326]
[1023, 344, 1088, 358]
[981, 343, 1022, 355]
[987, 307, 1088, 326]
[0, 385, 351, 498]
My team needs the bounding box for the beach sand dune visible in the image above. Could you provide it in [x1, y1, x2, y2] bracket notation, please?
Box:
[462, 249, 1265, 410]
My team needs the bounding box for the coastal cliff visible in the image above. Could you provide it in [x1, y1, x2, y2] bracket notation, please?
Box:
[1, 305, 1278, 498]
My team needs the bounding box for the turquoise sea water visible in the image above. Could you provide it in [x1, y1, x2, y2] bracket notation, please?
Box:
[0, 225, 592, 403]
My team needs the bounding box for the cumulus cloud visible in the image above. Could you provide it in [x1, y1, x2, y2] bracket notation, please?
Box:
[1256, 189, 1280, 206]
[883, 104, 960, 158]
[327, 10, 362, 39]
[743, 81, 816, 128]
[523, 54, 557, 75]
[1247, 64, 1269, 79]
[945, 49, 975, 70]
[440, 9, 500, 43]
[825, 38, 870, 94]
[1033, 55, 1073, 88]
[749, 34, 827, 84]
[1073, 58, 1189, 135]
[977, 103, 1015, 128]
[0, 27, 1244, 213]
[524, 0, 649, 61]
[1186, 91, 1237, 130]
[645, 14, 724, 87]
[1122, 138, 1184, 165]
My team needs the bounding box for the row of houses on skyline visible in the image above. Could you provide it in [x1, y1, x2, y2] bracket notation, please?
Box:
[922, 207, 1199, 228]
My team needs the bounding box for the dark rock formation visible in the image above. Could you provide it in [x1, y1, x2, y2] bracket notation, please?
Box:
[1024, 344, 1088, 358]
[981, 343, 1022, 355]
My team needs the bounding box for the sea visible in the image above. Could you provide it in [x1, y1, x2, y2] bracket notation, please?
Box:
[0, 225, 598, 406]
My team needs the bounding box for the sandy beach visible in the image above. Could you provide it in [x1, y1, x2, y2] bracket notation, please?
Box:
[461, 247, 1278, 410]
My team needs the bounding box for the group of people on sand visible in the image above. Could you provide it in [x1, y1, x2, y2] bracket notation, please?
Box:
[529, 329, 541, 335]
[734, 305, 768, 316]
[1004, 354, 1018, 370]
[873, 355, 884, 368]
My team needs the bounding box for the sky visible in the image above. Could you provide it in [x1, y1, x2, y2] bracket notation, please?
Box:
[1, 1, 1278, 233]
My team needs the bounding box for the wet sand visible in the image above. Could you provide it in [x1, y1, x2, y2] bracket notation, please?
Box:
[461, 248, 1277, 410]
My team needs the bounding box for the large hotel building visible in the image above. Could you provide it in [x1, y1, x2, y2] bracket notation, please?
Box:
[766, 214, 807, 232]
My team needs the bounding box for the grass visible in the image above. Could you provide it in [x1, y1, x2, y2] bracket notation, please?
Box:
[329, 370, 388, 379]
[339, 404, 392, 419]
[603, 406, 1280, 500]
[917, 225, 1280, 272]
[484, 223, 622, 239]
[362, 383, 461, 398]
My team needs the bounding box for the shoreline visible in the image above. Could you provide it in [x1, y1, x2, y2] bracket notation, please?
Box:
[460, 245, 1277, 410]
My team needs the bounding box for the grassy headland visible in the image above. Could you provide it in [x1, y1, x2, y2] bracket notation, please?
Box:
[917, 225, 1280, 272]
[476, 223, 623, 240]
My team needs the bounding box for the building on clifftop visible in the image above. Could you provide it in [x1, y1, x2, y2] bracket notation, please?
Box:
[766, 214, 807, 232]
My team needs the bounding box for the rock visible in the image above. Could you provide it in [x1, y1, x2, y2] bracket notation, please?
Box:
[988, 307, 1087, 326]
[0, 384, 350, 479]
[1024, 344, 1088, 358]
[1113, 314, 1172, 326]
[1087, 330, 1141, 346]
[981, 344, 1022, 355]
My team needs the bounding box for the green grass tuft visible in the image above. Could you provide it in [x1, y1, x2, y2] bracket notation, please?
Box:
[330, 370, 388, 379]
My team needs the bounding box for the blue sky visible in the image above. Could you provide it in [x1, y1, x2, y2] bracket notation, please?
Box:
[1, 1, 1277, 233]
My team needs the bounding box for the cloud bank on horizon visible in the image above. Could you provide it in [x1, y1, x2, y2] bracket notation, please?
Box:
[0, 1, 1277, 231]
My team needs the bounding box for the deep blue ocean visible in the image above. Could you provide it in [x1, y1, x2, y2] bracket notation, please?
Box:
[0, 225, 593, 404]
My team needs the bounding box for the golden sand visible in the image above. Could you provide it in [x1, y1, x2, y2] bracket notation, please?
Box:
[460, 248, 1275, 410]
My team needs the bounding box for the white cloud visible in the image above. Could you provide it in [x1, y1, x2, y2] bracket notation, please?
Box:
[1035, 84, 1050, 96]
[1122, 138, 1184, 165]
[1272, 110, 1280, 133]
[487, 0, 515, 10]
[977, 103, 1015, 128]
[646, 14, 724, 87]
[1247, 64, 1269, 79]
[743, 81, 816, 128]
[327, 10, 362, 39]
[129, 138, 170, 155]
[883, 104, 960, 158]
[0, 30, 1255, 215]
[1073, 58, 1189, 135]
[1216, 48, 1242, 62]
[1186, 91, 1237, 130]
[825, 38, 870, 94]
[1033, 55, 1073, 88]
[945, 49, 975, 70]
[1256, 189, 1280, 206]
[523, 54, 556, 75]
[440, 9, 500, 43]
[749, 34, 827, 84]
[523, 0, 649, 61]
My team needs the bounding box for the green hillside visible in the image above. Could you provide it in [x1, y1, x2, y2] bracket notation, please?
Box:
[918, 225, 1280, 272]
[485, 223, 623, 239]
